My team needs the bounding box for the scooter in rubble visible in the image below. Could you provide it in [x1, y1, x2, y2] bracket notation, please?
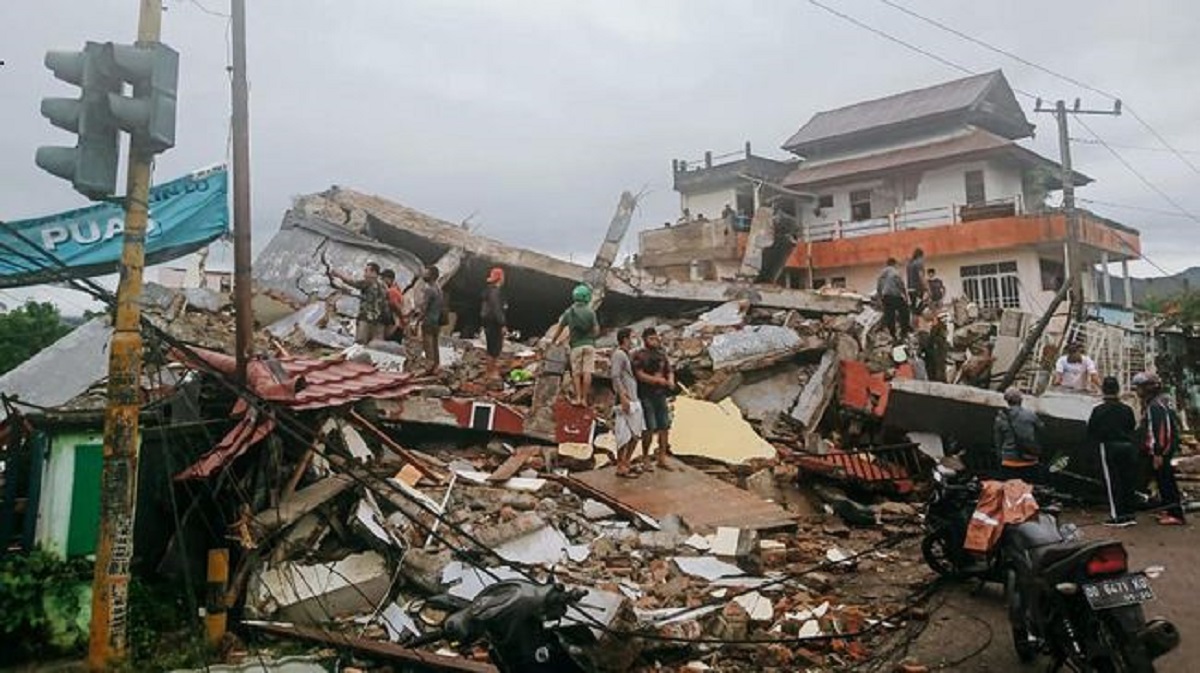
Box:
[412, 579, 596, 673]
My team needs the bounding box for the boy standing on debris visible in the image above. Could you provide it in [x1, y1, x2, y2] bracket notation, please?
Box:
[330, 261, 389, 345]
[1133, 372, 1186, 525]
[550, 284, 600, 406]
[634, 327, 675, 471]
[480, 267, 507, 385]
[994, 387, 1044, 484]
[1088, 376, 1139, 527]
[611, 327, 645, 478]
[380, 269, 406, 344]
[415, 265, 444, 375]
[876, 257, 909, 341]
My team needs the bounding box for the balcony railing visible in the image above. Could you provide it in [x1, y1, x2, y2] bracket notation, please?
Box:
[804, 195, 1024, 242]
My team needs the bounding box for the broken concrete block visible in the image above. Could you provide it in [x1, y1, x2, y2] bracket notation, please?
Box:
[789, 349, 838, 430]
[582, 498, 617, 521]
[669, 397, 776, 464]
[672, 556, 745, 581]
[252, 474, 353, 535]
[744, 468, 781, 503]
[733, 591, 774, 622]
[248, 551, 391, 624]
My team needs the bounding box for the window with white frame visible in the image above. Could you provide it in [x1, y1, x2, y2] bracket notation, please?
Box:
[961, 261, 1020, 309]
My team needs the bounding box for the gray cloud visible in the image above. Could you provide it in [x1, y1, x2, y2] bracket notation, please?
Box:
[2, 0, 1199, 305]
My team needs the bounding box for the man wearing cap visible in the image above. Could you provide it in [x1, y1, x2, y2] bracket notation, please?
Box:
[480, 267, 507, 386]
[994, 387, 1044, 483]
[1052, 341, 1101, 393]
[1088, 376, 1139, 527]
[549, 284, 600, 407]
[1133, 372, 1186, 525]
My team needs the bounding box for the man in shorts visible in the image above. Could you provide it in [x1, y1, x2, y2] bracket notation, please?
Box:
[610, 327, 645, 477]
[633, 326, 675, 471]
[550, 284, 599, 406]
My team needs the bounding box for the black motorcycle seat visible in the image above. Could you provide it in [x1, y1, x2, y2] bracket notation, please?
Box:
[1006, 514, 1063, 551]
[1029, 541, 1084, 571]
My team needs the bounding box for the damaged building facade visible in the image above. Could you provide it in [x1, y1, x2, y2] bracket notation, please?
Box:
[650, 70, 1142, 316]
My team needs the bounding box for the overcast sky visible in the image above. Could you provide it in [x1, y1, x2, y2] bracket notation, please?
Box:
[3, 0, 1199, 313]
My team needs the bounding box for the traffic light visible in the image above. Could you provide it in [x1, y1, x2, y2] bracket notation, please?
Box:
[106, 42, 178, 153]
[35, 41, 121, 200]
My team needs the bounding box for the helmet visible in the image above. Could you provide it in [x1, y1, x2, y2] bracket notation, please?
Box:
[572, 284, 592, 303]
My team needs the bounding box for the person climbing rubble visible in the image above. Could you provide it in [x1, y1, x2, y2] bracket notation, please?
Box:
[329, 261, 390, 345]
[548, 284, 600, 407]
[876, 257, 909, 341]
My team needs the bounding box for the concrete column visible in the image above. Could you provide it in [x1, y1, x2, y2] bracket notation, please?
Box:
[1122, 259, 1133, 309]
[1101, 251, 1112, 304]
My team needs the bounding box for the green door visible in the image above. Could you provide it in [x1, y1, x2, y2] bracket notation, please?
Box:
[66, 444, 103, 557]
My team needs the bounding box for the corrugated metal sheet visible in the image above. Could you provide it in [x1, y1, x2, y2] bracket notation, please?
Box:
[783, 71, 1000, 152]
[0, 317, 112, 418]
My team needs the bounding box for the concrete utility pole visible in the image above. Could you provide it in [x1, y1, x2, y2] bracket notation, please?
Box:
[1035, 98, 1122, 320]
[232, 0, 254, 382]
[88, 0, 160, 667]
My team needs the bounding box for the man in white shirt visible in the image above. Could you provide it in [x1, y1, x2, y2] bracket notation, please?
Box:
[1052, 341, 1100, 393]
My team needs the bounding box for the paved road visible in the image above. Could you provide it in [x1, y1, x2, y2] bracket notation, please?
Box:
[906, 513, 1195, 671]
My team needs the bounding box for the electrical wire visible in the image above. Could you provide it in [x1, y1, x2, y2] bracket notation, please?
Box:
[1071, 138, 1200, 156]
[1071, 115, 1200, 226]
[873, 0, 1200, 182]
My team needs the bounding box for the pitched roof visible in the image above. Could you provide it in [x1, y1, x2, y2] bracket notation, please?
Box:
[782, 71, 1031, 156]
[783, 127, 1091, 189]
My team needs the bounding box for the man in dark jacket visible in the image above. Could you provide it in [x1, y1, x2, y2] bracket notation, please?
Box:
[876, 258, 909, 341]
[994, 387, 1043, 484]
[1133, 372, 1185, 525]
[1088, 376, 1139, 527]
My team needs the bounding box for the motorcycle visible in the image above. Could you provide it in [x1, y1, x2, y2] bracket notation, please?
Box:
[418, 579, 595, 673]
[1003, 515, 1179, 671]
[921, 465, 1003, 581]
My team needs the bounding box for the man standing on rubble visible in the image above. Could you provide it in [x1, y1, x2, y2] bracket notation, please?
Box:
[1133, 372, 1186, 525]
[906, 248, 928, 315]
[634, 326, 675, 472]
[876, 257, 909, 341]
[415, 265, 444, 375]
[994, 387, 1044, 483]
[611, 327, 645, 478]
[480, 267, 507, 386]
[381, 269, 406, 344]
[549, 284, 600, 406]
[1052, 341, 1101, 393]
[330, 261, 389, 345]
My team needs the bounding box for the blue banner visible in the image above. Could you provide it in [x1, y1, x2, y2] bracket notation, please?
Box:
[0, 166, 229, 288]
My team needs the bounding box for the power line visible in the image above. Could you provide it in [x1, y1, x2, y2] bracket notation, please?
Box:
[1071, 115, 1200, 226]
[1078, 197, 1200, 219]
[1071, 138, 1200, 156]
[874, 0, 1200, 181]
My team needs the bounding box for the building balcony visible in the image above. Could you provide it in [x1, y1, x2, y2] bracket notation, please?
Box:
[789, 204, 1140, 271]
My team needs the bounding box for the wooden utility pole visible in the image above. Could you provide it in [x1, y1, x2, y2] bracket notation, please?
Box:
[88, 0, 160, 667]
[232, 0, 254, 382]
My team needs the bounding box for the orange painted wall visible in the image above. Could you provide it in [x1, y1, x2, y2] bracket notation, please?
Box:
[787, 214, 1140, 270]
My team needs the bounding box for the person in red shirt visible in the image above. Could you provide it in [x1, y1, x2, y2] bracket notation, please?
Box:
[380, 269, 406, 344]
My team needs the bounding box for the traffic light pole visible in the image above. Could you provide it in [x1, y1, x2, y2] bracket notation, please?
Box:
[87, 0, 160, 667]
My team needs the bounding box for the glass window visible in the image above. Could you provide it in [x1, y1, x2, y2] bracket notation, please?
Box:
[849, 189, 872, 221]
[817, 194, 834, 209]
[960, 259, 1020, 309]
[965, 170, 986, 205]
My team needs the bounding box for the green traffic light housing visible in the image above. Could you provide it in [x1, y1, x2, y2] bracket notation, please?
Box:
[35, 41, 121, 200]
[106, 42, 179, 153]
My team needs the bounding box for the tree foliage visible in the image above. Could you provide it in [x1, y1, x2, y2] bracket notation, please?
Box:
[0, 301, 74, 375]
[1141, 291, 1200, 325]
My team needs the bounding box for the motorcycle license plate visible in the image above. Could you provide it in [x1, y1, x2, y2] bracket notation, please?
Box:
[1082, 573, 1154, 610]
